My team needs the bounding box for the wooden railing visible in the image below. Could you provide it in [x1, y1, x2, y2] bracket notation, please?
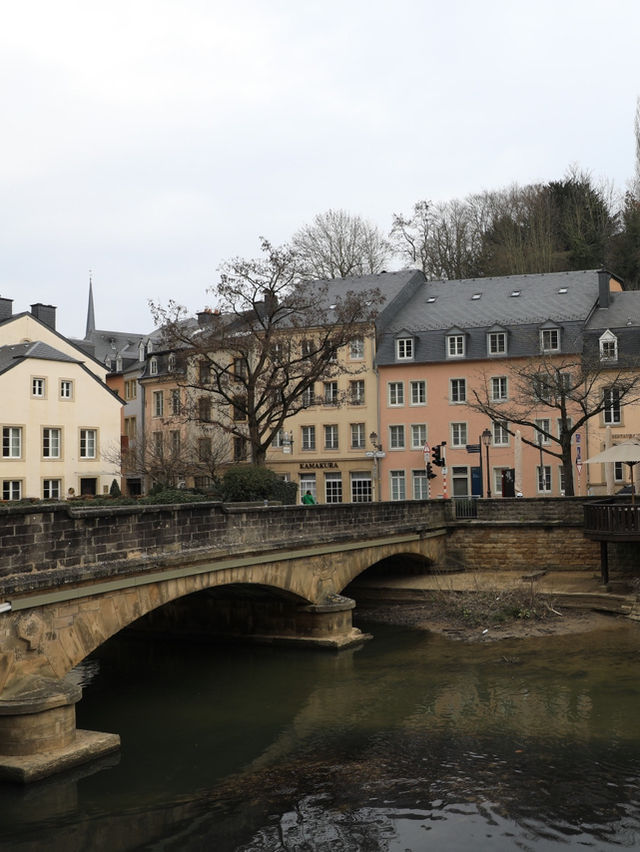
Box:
[584, 500, 640, 539]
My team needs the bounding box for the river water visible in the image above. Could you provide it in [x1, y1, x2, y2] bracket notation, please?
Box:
[1, 615, 640, 851]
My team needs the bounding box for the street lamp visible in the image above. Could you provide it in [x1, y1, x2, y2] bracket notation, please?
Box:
[368, 431, 385, 502]
[481, 428, 492, 498]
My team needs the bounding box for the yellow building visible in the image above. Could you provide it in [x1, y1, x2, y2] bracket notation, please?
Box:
[0, 300, 122, 500]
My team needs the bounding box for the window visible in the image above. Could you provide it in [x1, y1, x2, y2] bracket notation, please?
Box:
[301, 338, 314, 357]
[43, 479, 61, 499]
[299, 474, 317, 503]
[447, 335, 465, 357]
[153, 391, 164, 417]
[233, 357, 246, 378]
[412, 470, 428, 500]
[491, 376, 508, 402]
[124, 417, 137, 442]
[2, 480, 21, 500]
[301, 425, 316, 451]
[599, 331, 618, 362]
[411, 424, 427, 450]
[556, 416, 573, 439]
[493, 421, 509, 446]
[388, 382, 404, 406]
[614, 461, 625, 482]
[32, 377, 45, 397]
[170, 430, 180, 455]
[43, 427, 61, 458]
[153, 431, 164, 456]
[233, 436, 247, 462]
[325, 473, 342, 503]
[232, 396, 247, 421]
[351, 423, 365, 449]
[350, 472, 372, 503]
[349, 380, 365, 405]
[2, 427, 22, 458]
[124, 379, 137, 400]
[488, 332, 507, 355]
[390, 470, 406, 500]
[199, 362, 210, 383]
[198, 397, 211, 422]
[195, 476, 212, 488]
[603, 388, 621, 424]
[149, 357, 158, 376]
[533, 374, 552, 402]
[410, 380, 426, 406]
[450, 378, 466, 403]
[324, 381, 339, 404]
[389, 425, 405, 449]
[493, 467, 510, 497]
[302, 386, 315, 407]
[171, 389, 181, 416]
[198, 437, 212, 461]
[350, 337, 364, 360]
[168, 353, 176, 372]
[396, 337, 414, 360]
[451, 466, 470, 497]
[540, 328, 560, 352]
[535, 418, 551, 445]
[60, 380, 73, 399]
[324, 424, 339, 450]
[451, 422, 467, 447]
[80, 429, 97, 458]
[537, 465, 552, 493]
[558, 465, 566, 494]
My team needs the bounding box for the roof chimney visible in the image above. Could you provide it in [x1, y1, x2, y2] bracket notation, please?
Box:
[598, 270, 610, 309]
[0, 297, 13, 322]
[31, 303, 57, 330]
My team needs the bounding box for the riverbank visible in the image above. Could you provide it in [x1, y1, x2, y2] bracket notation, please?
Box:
[351, 569, 638, 642]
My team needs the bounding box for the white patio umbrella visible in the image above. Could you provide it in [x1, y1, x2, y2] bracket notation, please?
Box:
[585, 439, 640, 503]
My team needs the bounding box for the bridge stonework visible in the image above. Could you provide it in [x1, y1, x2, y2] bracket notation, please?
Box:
[0, 497, 596, 781]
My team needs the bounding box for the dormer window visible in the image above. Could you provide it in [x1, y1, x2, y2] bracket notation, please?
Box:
[116, 356, 123, 372]
[540, 327, 560, 353]
[396, 337, 414, 360]
[147, 340, 154, 354]
[487, 331, 507, 355]
[150, 356, 158, 376]
[138, 341, 146, 361]
[599, 330, 618, 362]
[447, 334, 465, 358]
[168, 352, 176, 371]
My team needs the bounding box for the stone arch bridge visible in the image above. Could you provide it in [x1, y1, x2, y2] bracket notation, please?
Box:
[0, 499, 451, 781]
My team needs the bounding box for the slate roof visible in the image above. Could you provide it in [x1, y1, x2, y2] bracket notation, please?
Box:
[376, 270, 608, 366]
[585, 290, 640, 331]
[0, 341, 79, 374]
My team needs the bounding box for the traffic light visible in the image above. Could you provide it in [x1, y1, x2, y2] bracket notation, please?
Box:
[426, 462, 437, 480]
[431, 444, 444, 466]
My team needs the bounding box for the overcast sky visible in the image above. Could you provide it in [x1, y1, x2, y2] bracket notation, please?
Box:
[1, 0, 638, 339]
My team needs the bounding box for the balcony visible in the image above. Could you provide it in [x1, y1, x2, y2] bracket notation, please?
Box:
[584, 499, 640, 542]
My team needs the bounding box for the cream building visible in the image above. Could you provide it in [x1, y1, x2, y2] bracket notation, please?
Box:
[0, 300, 123, 500]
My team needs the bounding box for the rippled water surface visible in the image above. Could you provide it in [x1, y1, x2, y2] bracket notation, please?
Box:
[1, 616, 640, 851]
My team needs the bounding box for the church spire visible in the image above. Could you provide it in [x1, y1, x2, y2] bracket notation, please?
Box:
[85, 271, 96, 339]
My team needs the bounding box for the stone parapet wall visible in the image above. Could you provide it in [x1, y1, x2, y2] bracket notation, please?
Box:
[0, 500, 448, 593]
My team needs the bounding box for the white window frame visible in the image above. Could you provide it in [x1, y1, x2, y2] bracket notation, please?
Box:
[535, 418, 551, 446]
[410, 380, 426, 406]
[324, 424, 339, 450]
[603, 388, 621, 425]
[32, 377, 46, 398]
[389, 425, 405, 450]
[301, 425, 316, 451]
[349, 380, 365, 405]
[451, 422, 467, 447]
[351, 423, 365, 450]
[412, 470, 428, 500]
[2, 480, 22, 500]
[396, 337, 414, 360]
[491, 376, 508, 402]
[540, 328, 560, 353]
[59, 380, 73, 400]
[325, 472, 343, 504]
[2, 426, 22, 459]
[153, 390, 164, 417]
[42, 427, 61, 459]
[390, 470, 406, 500]
[350, 472, 372, 503]
[43, 478, 61, 500]
[411, 424, 427, 450]
[447, 335, 465, 358]
[599, 330, 618, 362]
[323, 381, 339, 405]
[450, 378, 466, 404]
[537, 465, 552, 493]
[488, 332, 507, 355]
[349, 337, 364, 360]
[493, 421, 509, 446]
[388, 382, 404, 407]
[80, 428, 97, 459]
[150, 357, 158, 376]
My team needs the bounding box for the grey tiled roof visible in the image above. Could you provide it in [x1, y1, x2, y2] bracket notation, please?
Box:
[0, 341, 79, 374]
[585, 290, 640, 331]
[376, 270, 606, 366]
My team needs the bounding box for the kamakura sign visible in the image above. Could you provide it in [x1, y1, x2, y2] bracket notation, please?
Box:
[299, 462, 339, 470]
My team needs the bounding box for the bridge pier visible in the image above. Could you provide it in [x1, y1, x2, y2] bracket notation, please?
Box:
[0, 676, 120, 783]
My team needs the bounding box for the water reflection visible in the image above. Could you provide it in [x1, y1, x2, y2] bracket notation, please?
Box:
[1, 619, 639, 850]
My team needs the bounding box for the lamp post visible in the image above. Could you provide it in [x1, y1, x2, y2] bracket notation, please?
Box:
[481, 428, 492, 498]
[368, 431, 385, 502]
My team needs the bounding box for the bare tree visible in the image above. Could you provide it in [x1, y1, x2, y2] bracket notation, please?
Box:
[151, 239, 382, 466]
[470, 348, 640, 496]
[291, 209, 390, 279]
[634, 96, 640, 200]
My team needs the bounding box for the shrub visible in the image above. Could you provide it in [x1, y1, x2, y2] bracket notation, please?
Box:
[219, 465, 297, 504]
[110, 479, 122, 498]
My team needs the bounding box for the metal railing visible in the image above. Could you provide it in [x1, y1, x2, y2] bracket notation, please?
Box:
[453, 496, 479, 519]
